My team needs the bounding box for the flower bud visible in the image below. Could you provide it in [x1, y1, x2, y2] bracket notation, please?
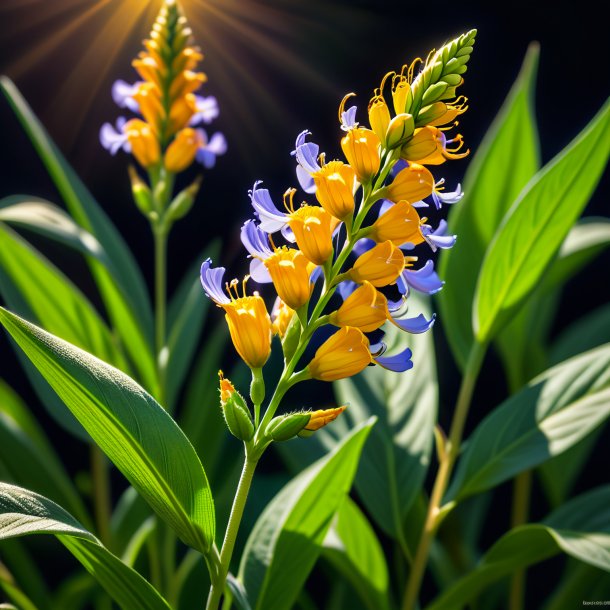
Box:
[219, 372, 254, 441]
[340, 128, 381, 182]
[298, 406, 347, 437]
[385, 113, 415, 149]
[250, 368, 265, 406]
[368, 96, 391, 145]
[165, 176, 202, 222]
[312, 161, 356, 220]
[265, 412, 310, 441]
[125, 119, 160, 168]
[288, 205, 336, 265]
[264, 247, 312, 311]
[348, 241, 405, 287]
[128, 166, 154, 215]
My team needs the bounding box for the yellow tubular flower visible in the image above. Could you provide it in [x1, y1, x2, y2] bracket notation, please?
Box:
[368, 84, 391, 145]
[348, 241, 405, 287]
[385, 163, 434, 203]
[271, 298, 295, 338]
[264, 247, 312, 311]
[168, 94, 198, 134]
[307, 327, 371, 381]
[329, 281, 387, 332]
[125, 119, 160, 168]
[312, 161, 356, 220]
[170, 70, 207, 99]
[132, 56, 164, 89]
[341, 127, 381, 182]
[400, 127, 438, 162]
[369, 201, 425, 246]
[164, 127, 201, 172]
[223, 294, 272, 369]
[287, 201, 337, 265]
[133, 83, 164, 133]
[402, 126, 469, 165]
[298, 406, 347, 436]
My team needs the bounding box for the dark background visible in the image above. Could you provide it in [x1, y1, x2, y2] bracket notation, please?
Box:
[0, 0, 609, 605]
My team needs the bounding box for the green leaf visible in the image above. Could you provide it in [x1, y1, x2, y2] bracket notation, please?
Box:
[335, 295, 437, 542]
[166, 242, 219, 410]
[322, 498, 390, 610]
[446, 343, 610, 502]
[474, 98, 610, 343]
[437, 44, 540, 368]
[425, 486, 610, 610]
[239, 419, 374, 610]
[495, 218, 610, 390]
[0, 80, 158, 395]
[0, 223, 127, 370]
[0, 482, 170, 610]
[0, 378, 90, 526]
[0, 308, 215, 554]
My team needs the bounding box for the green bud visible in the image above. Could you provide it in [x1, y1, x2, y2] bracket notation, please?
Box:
[442, 73, 463, 87]
[250, 368, 265, 406]
[416, 102, 447, 127]
[154, 179, 171, 210]
[128, 166, 154, 215]
[265, 413, 310, 442]
[385, 113, 415, 149]
[281, 314, 302, 363]
[165, 176, 202, 223]
[220, 374, 254, 442]
[422, 81, 448, 106]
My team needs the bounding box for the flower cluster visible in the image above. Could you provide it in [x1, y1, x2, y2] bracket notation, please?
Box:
[100, 0, 226, 174]
[201, 30, 476, 443]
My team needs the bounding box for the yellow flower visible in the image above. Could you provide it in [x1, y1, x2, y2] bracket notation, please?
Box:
[223, 294, 272, 369]
[125, 119, 160, 168]
[170, 70, 207, 100]
[307, 327, 371, 381]
[402, 126, 469, 165]
[264, 247, 313, 311]
[368, 88, 391, 145]
[329, 281, 387, 332]
[369, 200, 425, 246]
[271, 297, 295, 338]
[168, 93, 198, 135]
[417, 97, 468, 128]
[133, 83, 164, 133]
[164, 127, 201, 172]
[347, 241, 405, 287]
[384, 163, 434, 203]
[312, 161, 356, 220]
[286, 194, 338, 265]
[341, 127, 381, 182]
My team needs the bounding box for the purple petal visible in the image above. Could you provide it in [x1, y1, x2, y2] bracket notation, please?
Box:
[190, 95, 219, 125]
[249, 258, 272, 283]
[200, 259, 230, 304]
[398, 260, 444, 295]
[296, 165, 316, 193]
[240, 219, 273, 259]
[195, 130, 227, 168]
[249, 181, 287, 233]
[337, 280, 358, 301]
[281, 224, 297, 243]
[292, 130, 321, 173]
[111, 80, 140, 112]
[431, 179, 464, 210]
[391, 312, 436, 334]
[99, 119, 129, 155]
[422, 220, 457, 251]
[379, 199, 394, 216]
[340, 105, 358, 131]
[374, 347, 414, 372]
[353, 238, 376, 257]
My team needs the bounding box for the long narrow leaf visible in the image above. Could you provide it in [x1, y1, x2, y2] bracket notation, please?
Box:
[0, 482, 170, 610]
[0, 308, 215, 554]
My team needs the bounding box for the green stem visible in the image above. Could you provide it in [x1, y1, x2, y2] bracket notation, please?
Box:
[401, 342, 486, 610]
[508, 470, 532, 610]
[205, 454, 258, 610]
[154, 224, 168, 407]
[91, 445, 112, 549]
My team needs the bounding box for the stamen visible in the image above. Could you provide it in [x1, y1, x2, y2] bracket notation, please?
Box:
[283, 188, 297, 213]
[241, 275, 250, 298]
[338, 92, 356, 123]
[268, 233, 277, 250]
[404, 255, 418, 269]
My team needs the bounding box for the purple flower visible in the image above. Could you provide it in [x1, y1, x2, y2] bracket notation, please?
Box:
[195, 130, 227, 168]
[340, 105, 358, 131]
[200, 259, 230, 304]
[422, 220, 457, 251]
[431, 179, 464, 210]
[291, 130, 320, 193]
[99, 117, 130, 155]
[190, 95, 219, 125]
[373, 345, 414, 372]
[249, 181, 287, 233]
[397, 260, 444, 296]
[112, 80, 140, 113]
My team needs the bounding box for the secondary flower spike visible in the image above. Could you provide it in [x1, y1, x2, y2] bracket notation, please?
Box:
[100, 0, 226, 177]
[200, 30, 475, 452]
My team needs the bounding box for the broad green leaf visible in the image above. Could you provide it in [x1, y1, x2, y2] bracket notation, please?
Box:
[425, 486, 610, 610]
[474, 99, 610, 343]
[0, 308, 215, 553]
[166, 242, 219, 410]
[0, 80, 158, 395]
[335, 295, 437, 541]
[0, 482, 170, 610]
[438, 44, 540, 368]
[0, 379, 90, 526]
[239, 420, 374, 610]
[446, 343, 610, 502]
[322, 498, 390, 610]
[496, 218, 610, 390]
[0, 223, 127, 370]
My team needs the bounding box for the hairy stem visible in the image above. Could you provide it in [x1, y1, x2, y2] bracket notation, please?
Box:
[402, 342, 486, 610]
